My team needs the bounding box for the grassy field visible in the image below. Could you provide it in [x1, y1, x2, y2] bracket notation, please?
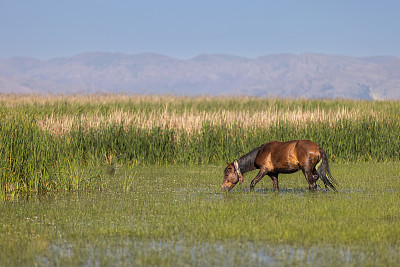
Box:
[1, 163, 399, 266]
[1, 94, 400, 196]
[1, 95, 400, 265]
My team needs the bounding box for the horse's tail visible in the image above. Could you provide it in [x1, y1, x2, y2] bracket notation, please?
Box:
[317, 147, 338, 192]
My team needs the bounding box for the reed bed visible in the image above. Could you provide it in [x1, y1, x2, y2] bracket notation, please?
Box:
[1, 94, 400, 195]
[36, 106, 376, 135]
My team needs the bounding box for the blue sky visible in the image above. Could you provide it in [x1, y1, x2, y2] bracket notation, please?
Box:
[1, 0, 399, 59]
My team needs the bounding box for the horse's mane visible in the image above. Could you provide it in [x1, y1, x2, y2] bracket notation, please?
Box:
[236, 145, 262, 174]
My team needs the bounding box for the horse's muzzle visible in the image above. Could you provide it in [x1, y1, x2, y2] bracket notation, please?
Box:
[221, 182, 234, 192]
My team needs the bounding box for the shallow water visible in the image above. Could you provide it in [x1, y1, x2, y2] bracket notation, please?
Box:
[38, 238, 400, 267]
[1, 163, 400, 266]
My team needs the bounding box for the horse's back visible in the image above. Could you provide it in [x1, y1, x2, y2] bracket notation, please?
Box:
[255, 140, 320, 173]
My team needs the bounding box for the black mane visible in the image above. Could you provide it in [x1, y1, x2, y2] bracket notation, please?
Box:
[235, 145, 262, 174]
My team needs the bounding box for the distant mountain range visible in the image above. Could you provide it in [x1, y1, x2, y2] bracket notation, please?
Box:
[1, 52, 400, 99]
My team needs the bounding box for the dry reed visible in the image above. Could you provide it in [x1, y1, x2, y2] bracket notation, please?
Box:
[36, 107, 378, 136]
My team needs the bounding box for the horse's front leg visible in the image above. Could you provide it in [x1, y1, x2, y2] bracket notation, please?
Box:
[250, 169, 267, 192]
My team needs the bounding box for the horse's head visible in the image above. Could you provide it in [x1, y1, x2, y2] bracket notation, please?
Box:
[221, 162, 243, 191]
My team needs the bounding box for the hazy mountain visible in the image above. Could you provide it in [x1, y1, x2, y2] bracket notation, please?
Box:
[1, 52, 400, 99]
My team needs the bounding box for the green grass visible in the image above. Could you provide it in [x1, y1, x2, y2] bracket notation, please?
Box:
[1, 94, 399, 265]
[1, 95, 400, 196]
[1, 163, 400, 266]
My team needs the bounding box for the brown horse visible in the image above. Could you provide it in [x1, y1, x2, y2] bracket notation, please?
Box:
[221, 140, 338, 192]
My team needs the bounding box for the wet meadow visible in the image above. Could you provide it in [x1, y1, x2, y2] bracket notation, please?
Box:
[1, 95, 400, 266]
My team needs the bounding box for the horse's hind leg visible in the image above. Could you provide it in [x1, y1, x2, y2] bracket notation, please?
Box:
[312, 167, 319, 181]
[269, 174, 279, 192]
[250, 169, 267, 192]
[312, 168, 321, 189]
[302, 167, 318, 191]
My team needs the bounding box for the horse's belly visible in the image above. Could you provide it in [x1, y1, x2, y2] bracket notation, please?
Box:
[273, 162, 300, 174]
[278, 167, 300, 174]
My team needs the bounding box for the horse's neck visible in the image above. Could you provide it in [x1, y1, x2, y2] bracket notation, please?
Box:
[237, 159, 256, 174]
[236, 146, 260, 174]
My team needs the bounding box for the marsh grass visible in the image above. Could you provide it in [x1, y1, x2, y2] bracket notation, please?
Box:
[1, 95, 400, 196]
[1, 163, 399, 266]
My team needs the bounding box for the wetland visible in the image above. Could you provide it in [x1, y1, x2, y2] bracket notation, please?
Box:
[1, 163, 400, 266]
[1, 95, 400, 266]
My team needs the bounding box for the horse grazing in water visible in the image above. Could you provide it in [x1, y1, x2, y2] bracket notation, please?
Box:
[221, 140, 338, 192]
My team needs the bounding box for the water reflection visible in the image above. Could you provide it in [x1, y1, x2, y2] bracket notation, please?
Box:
[41, 239, 399, 267]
